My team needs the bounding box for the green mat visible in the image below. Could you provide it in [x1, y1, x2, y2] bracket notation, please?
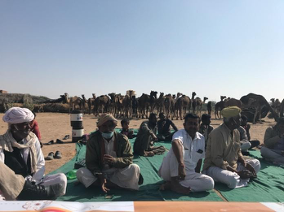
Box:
[215, 149, 284, 202]
[50, 129, 222, 202]
[49, 129, 284, 202]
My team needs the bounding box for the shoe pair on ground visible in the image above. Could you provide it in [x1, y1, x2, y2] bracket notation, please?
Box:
[17, 179, 64, 200]
[45, 151, 62, 160]
[46, 139, 64, 145]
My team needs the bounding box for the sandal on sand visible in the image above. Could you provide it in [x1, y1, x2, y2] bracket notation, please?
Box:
[63, 135, 70, 140]
[54, 151, 62, 159]
[45, 152, 54, 160]
[46, 140, 54, 145]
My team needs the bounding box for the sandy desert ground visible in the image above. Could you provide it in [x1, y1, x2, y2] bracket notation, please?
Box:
[0, 112, 277, 174]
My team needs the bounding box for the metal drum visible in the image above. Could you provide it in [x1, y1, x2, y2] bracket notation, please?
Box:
[70, 110, 84, 143]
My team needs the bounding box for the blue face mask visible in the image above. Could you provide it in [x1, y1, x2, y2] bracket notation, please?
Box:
[101, 132, 114, 139]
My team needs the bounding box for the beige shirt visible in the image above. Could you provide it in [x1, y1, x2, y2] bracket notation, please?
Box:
[203, 123, 242, 170]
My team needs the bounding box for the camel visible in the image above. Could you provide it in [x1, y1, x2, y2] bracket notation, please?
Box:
[240, 93, 279, 124]
[155, 92, 165, 114]
[81, 95, 88, 113]
[175, 93, 191, 120]
[69, 96, 82, 112]
[149, 91, 158, 113]
[122, 90, 135, 118]
[194, 96, 208, 115]
[87, 93, 96, 115]
[115, 93, 124, 117]
[214, 96, 226, 119]
[191, 92, 207, 115]
[280, 99, 284, 118]
[63, 93, 82, 112]
[132, 95, 138, 117]
[108, 93, 117, 116]
[173, 92, 182, 119]
[191, 92, 198, 114]
[207, 101, 212, 115]
[137, 93, 150, 119]
[164, 94, 175, 119]
[93, 95, 110, 116]
[224, 98, 242, 108]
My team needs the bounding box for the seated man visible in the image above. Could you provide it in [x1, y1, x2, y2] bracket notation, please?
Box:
[261, 117, 284, 165]
[76, 114, 141, 193]
[159, 113, 214, 194]
[157, 112, 178, 141]
[134, 113, 166, 157]
[120, 119, 136, 139]
[0, 161, 62, 200]
[0, 107, 67, 197]
[198, 114, 213, 148]
[237, 125, 251, 155]
[203, 106, 261, 188]
[240, 115, 260, 149]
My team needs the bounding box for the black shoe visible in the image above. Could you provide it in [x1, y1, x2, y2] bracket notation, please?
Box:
[17, 180, 62, 200]
[56, 139, 64, 144]
[54, 151, 62, 159]
[45, 152, 54, 160]
[46, 140, 54, 145]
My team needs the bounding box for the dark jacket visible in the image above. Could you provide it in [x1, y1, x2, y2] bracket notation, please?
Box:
[86, 130, 133, 175]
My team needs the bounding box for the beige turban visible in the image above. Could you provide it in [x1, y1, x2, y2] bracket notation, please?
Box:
[97, 114, 117, 127]
[2, 107, 34, 124]
[221, 106, 241, 118]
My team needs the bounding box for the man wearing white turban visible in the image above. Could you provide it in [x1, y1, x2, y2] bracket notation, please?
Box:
[0, 107, 67, 199]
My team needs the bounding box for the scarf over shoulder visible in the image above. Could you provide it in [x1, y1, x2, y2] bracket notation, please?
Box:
[0, 130, 38, 174]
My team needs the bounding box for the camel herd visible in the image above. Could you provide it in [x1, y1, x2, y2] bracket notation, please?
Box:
[52, 91, 210, 120]
[45, 91, 283, 123]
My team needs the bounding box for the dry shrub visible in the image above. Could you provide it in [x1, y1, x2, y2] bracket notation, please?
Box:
[43, 103, 69, 113]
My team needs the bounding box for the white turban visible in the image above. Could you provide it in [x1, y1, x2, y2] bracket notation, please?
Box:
[2, 107, 34, 124]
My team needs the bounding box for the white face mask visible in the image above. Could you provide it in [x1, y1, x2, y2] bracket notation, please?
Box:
[101, 132, 114, 139]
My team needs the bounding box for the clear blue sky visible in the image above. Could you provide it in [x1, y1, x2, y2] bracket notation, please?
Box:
[0, 0, 283, 102]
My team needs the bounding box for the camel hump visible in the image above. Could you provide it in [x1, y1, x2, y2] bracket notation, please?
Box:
[126, 90, 136, 97]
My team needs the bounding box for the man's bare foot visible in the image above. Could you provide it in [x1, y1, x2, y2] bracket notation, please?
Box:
[170, 178, 191, 194]
[159, 181, 171, 191]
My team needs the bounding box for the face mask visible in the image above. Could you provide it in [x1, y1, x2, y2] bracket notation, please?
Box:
[101, 132, 114, 139]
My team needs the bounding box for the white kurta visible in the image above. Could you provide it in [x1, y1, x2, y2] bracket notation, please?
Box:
[159, 130, 214, 192]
